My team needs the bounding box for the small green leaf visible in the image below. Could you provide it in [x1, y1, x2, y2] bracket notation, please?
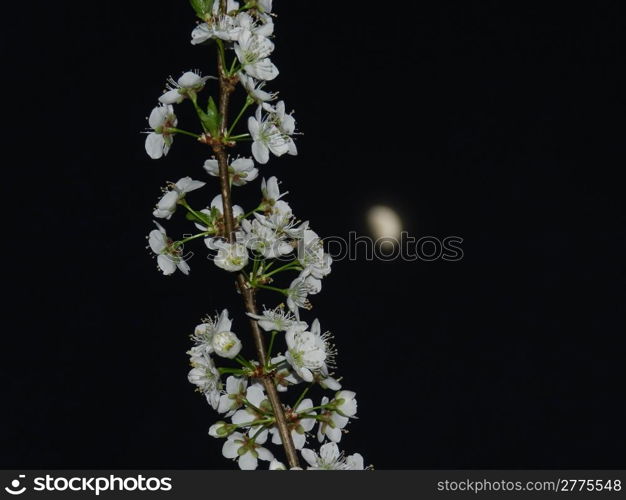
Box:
[185, 211, 212, 227]
[195, 96, 220, 136]
[205, 96, 220, 134]
[189, 0, 215, 19]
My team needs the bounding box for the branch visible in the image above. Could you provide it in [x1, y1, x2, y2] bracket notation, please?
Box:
[212, 3, 301, 468]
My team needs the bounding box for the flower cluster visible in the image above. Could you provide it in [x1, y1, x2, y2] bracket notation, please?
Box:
[189, 308, 365, 469]
[146, 171, 330, 320]
[144, 0, 369, 470]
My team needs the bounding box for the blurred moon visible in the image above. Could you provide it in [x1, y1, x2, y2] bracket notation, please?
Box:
[367, 205, 402, 242]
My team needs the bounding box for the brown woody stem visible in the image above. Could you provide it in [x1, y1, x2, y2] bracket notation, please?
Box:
[212, 0, 301, 469]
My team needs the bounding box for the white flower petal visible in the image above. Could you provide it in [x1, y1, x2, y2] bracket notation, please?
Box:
[231, 409, 254, 426]
[326, 426, 342, 443]
[271, 430, 282, 445]
[148, 106, 168, 129]
[159, 89, 184, 104]
[145, 133, 165, 159]
[292, 431, 306, 450]
[330, 413, 349, 429]
[217, 395, 233, 414]
[346, 453, 364, 470]
[320, 376, 342, 391]
[257, 446, 274, 462]
[178, 71, 203, 88]
[191, 23, 211, 45]
[203, 159, 219, 176]
[252, 140, 269, 164]
[246, 385, 266, 407]
[148, 229, 166, 254]
[177, 259, 190, 275]
[238, 452, 258, 470]
[319, 442, 340, 463]
[300, 448, 318, 468]
[157, 254, 176, 275]
[222, 439, 240, 459]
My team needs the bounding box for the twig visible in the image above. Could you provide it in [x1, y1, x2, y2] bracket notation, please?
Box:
[212, 0, 300, 468]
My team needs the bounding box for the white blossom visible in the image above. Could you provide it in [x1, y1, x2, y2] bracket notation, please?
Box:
[316, 396, 348, 443]
[255, 209, 308, 240]
[239, 72, 277, 103]
[187, 347, 221, 410]
[209, 194, 245, 219]
[191, 1, 242, 44]
[222, 431, 273, 470]
[255, 197, 291, 226]
[231, 384, 269, 439]
[159, 71, 212, 104]
[145, 104, 177, 159]
[203, 157, 258, 186]
[148, 221, 190, 275]
[153, 177, 206, 219]
[192, 309, 233, 354]
[217, 376, 248, 416]
[256, 0, 273, 14]
[318, 375, 342, 391]
[261, 176, 287, 205]
[212, 331, 242, 359]
[191, 20, 239, 44]
[301, 443, 365, 470]
[254, 177, 308, 238]
[297, 229, 333, 279]
[241, 218, 293, 259]
[270, 398, 316, 449]
[213, 240, 249, 271]
[248, 106, 293, 164]
[271, 101, 296, 134]
[286, 274, 321, 317]
[235, 11, 274, 38]
[234, 29, 278, 81]
[187, 344, 207, 366]
[247, 305, 307, 332]
[285, 319, 334, 382]
[270, 355, 300, 392]
[333, 390, 358, 418]
[193, 195, 244, 243]
[264, 100, 297, 155]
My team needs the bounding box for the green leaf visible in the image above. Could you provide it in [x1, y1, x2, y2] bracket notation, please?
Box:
[189, 0, 215, 19]
[201, 96, 220, 137]
[185, 211, 212, 227]
[207, 96, 219, 123]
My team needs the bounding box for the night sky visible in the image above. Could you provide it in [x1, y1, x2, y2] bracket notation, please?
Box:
[3, 1, 625, 468]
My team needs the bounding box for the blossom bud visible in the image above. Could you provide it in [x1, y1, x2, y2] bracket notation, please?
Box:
[212, 331, 242, 359]
[208, 421, 232, 438]
[333, 390, 358, 417]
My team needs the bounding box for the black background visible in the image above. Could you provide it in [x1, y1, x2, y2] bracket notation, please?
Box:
[3, 1, 625, 468]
